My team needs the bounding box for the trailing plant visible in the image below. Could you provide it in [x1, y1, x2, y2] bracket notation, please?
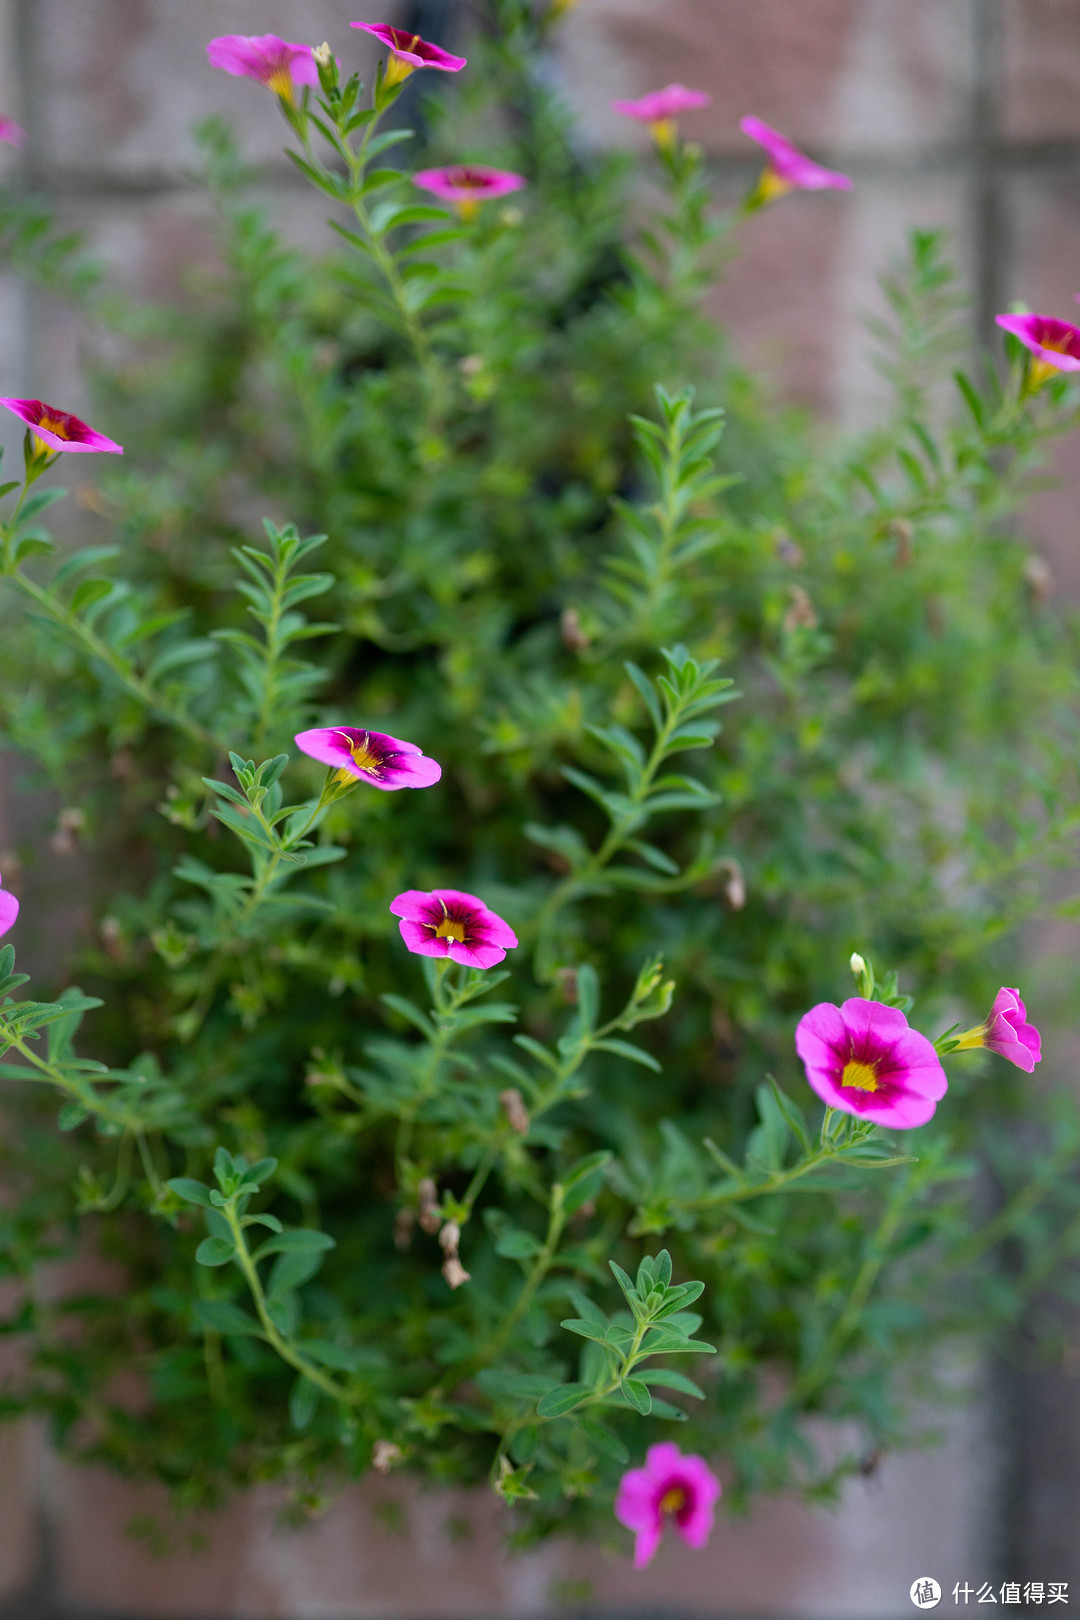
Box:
[2, 0, 1080, 1563]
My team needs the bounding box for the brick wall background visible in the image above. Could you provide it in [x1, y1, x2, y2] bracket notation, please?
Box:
[1, 1, 1079, 1615]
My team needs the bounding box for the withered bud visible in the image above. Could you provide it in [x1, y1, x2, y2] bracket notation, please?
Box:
[100, 916, 124, 960]
[499, 1087, 530, 1135]
[560, 607, 591, 653]
[1022, 553, 1054, 605]
[393, 1207, 415, 1251]
[718, 857, 746, 911]
[417, 1178, 441, 1234]
[782, 585, 818, 634]
[372, 1440, 402, 1474]
[459, 354, 484, 376]
[49, 807, 86, 856]
[442, 1255, 471, 1290]
[554, 965, 578, 1005]
[774, 532, 804, 567]
[890, 518, 914, 567]
[438, 1219, 461, 1255]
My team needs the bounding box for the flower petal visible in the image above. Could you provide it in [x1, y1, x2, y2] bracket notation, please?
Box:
[0, 889, 19, 937]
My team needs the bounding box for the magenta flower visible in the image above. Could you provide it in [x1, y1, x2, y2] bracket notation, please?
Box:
[953, 987, 1042, 1073]
[350, 23, 466, 87]
[795, 998, 947, 1130]
[0, 873, 19, 938]
[614, 1442, 721, 1570]
[0, 117, 25, 148]
[740, 116, 852, 204]
[389, 889, 518, 970]
[294, 727, 442, 791]
[995, 313, 1080, 390]
[206, 35, 318, 102]
[0, 398, 123, 455]
[612, 84, 710, 150]
[413, 165, 525, 218]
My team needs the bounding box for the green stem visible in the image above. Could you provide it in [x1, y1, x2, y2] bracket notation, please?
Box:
[222, 1205, 356, 1405]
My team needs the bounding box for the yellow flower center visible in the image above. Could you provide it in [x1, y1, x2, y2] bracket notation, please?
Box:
[756, 166, 794, 203]
[266, 64, 295, 102]
[659, 1486, 686, 1515]
[385, 43, 419, 87]
[647, 118, 677, 151]
[341, 732, 383, 773]
[840, 1058, 879, 1092]
[37, 414, 70, 440]
[434, 917, 466, 941]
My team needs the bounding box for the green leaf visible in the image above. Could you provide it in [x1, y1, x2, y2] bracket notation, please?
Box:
[577, 1417, 629, 1463]
[621, 1377, 652, 1415]
[253, 1229, 335, 1260]
[289, 1375, 320, 1430]
[536, 1382, 592, 1417]
[495, 1228, 543, 1260]
[193, 1299, 261, 1337]
[195, 1237, 236, 1267]
[592, 1038, 661, 1072]
[638, 1369, 705, 1399]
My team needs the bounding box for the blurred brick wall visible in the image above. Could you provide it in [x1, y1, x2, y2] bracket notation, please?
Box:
[2, 0, 1080, 1614]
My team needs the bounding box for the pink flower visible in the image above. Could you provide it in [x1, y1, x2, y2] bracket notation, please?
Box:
[795, 998, 947, 1130]
[612, 84, 710, 150]
[740, 116, 852, 202]
[0, 118, 25, 148]
[414, 165, 525, 206]
[294, 727, 442, 791]
[995, 313, 1080, 389]
[954, 987, 1042, 1074]
[0, 398, 123, 455]
[206, 34, 319, 101]
[0, 873, 19, 938]
[350, 23, 466, 87]
[389, 889, 518, 969]
[614, 1442, 721, 1570]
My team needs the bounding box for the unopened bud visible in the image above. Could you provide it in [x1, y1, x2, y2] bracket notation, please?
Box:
[1022, 553, 1053, 604]
[313, 42, 333, 67]
[774, 531, 804, 567]
[372, 1440, 402, 1474]
[417, 1178, 441, 1234]
[442, 1255, 470, 1289]
[560, 606, 591, 653]
[50, 806, 86, 856]
[718, 857, 745, 911]
[850, 952, 867, 978]
[499, 1087, 530, 1135]
[438, 1219, 461, 1255]
[554, 965, 578, 1004]
[890, 518, 914, 567]
[782, 585, 818, 633]
[393, 1207, 415, 1251]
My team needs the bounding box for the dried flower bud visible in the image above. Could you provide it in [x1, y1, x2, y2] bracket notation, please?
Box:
[372, 1440, 402, 1474]
[499, 1087, 530, 1135]
[718, 857, 745, 910]
[782, 585, 818, 633]
[554, 965, 578, 1004]
[890, 518, 914, 567]
[442, 1255, 471, 1290]
[438, 1219, 461, 1255]
[417, 1178, 441, 1234]
[459, 354, 484, 376]
[560, 607, 590, 652]
[50, 806, 86, 856]
[100, 916, 124, 960]
[774, 531, 804, 567]
[1022, 553, 1053, 604]
[393, 1207, 415, 1251]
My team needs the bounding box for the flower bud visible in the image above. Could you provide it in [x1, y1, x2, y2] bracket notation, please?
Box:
[499, 1087, 530, 1135]
[438, 1219, 461, 1254]
[417, 1177, 441, 1233]
[372, 1440, 402, 1473]
[849, 952, 866, 978]
[442, 1255, 470, 1289]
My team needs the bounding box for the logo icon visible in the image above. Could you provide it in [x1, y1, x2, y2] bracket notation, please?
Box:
[910, 1578, 941, 1610]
